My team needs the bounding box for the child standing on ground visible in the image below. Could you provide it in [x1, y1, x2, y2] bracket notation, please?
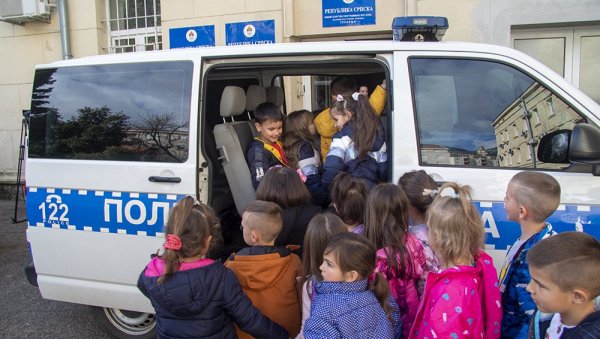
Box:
[283, 109, 324, 206]
[224, 200, 302, 338]
[364, 183, 427, 337]
[330, 172, 368, 234]
[322, 92, 387, 190]
[410, 183, 502, 339]
[397, 170, 441, 282]
[297, 213, 347, 339]
[137, 196, 287, 339]
[246, 102, 288, 189]
[527, 232, 600, 339]
[526, 232, 600, 339]
[314, 76, 386, 160]
[500, 171, 561, 338]
[304, 232, 402, 339]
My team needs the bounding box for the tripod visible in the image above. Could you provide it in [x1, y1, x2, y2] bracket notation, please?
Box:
[12, 110, 29, 224]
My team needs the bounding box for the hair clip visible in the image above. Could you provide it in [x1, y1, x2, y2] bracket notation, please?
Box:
[351, 92, 360, 101]
[439, 187, 459, 198]
[336, 94, 345, 102]
[422, 188, 438, 197]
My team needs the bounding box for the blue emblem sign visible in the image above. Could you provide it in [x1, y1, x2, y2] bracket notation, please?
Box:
[225, 20, 275, 46]
[169, 25, 215, 49]
[322, 0, 376, 27]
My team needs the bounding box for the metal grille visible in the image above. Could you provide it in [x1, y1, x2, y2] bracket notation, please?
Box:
[106, 0, 161, 53]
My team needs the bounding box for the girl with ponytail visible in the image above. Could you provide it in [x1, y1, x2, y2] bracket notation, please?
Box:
[138, 196, 287, 339]
[409, 183, 502, 339]
[364, 183, 428, 337]
[322, 92, 387, 191]
[303, 232, 402, 339]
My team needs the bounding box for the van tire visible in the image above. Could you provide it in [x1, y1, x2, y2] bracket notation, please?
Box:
[91, 306, 156, 338]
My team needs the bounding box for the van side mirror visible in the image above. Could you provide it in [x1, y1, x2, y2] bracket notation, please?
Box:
[537, 129, 571, 163]
[538, 123, 600, 172]
[569, 123, 600, 164]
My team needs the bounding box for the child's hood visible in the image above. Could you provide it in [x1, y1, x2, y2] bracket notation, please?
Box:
[225, 247, 300, 291]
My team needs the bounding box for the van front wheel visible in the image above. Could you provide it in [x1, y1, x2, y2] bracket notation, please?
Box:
[91, 306, 156, 339]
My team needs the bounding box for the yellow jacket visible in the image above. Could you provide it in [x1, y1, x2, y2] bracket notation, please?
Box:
[314, 84, 387, 160]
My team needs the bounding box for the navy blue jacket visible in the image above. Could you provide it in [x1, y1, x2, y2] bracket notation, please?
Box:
[528, 310, 600, 339]
[246, 139, 286, 190]
[296, 141, 325, 206]
[322, 124, 387, 191]
[137, 260, 288, 339]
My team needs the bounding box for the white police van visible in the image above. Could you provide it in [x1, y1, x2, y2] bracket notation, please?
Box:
[25, 17, 600, 338]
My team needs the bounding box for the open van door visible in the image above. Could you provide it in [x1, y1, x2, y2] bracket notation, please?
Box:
[25, 59, 198, 337]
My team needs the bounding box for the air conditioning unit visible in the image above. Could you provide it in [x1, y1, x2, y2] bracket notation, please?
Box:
[0, 0, 51, 24]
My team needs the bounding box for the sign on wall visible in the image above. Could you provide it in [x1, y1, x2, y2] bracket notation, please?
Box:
[225, 20, 275, 46]
[322, 0, 376, 27]
[169, 25, 215, 49]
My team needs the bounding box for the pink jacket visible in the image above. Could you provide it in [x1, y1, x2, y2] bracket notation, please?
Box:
[409, 251, 502, 339]
[376, 233, 427, 337]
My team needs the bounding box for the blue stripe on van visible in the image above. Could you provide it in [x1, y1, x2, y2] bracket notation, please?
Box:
[25, 187, 599, 245]
[26, 187, 184, 236]
[476, 201, 600, 250]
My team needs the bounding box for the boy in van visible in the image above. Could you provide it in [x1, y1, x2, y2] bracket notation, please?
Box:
[500, 171, 561, 338]
[525, 232, 600, 338]
[314, 77, 387, 160]
[246, 102, 288, 189]
[225, 200, 302, 338]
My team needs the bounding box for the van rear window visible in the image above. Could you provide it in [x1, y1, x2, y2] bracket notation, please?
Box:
[29, 61, 193, 162]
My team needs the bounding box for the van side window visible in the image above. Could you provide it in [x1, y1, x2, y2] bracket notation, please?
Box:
[29, 61, 193, 162]
[410, 58, 585, 170]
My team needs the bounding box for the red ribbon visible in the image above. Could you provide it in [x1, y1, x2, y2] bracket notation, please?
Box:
[164, 234, 182, 251]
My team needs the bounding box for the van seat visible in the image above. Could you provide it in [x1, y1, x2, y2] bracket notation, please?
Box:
[245, 85, 266, 136]
[213, 86, 256, 216]
[266, 86, 284, 108]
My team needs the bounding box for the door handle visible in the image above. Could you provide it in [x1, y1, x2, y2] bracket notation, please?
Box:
[148, 176, 181, 183]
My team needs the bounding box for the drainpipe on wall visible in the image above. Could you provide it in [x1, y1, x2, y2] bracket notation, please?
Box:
[58, 0, 72, 60]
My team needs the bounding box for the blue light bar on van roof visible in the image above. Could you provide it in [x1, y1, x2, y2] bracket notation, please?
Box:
[392, 16, 449, 42]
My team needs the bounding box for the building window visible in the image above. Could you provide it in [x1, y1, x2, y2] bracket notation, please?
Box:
[107, 0, 162, 53]
[546, 98, 555, 117]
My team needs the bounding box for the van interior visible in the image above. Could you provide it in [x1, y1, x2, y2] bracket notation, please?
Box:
[199, 56, 390, 257]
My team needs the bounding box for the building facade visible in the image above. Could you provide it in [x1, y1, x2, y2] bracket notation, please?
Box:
[0, 0, 599, 185]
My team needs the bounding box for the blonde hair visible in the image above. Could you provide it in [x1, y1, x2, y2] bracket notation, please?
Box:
[510, 171, 561, 222]
[426, 183, 484, 266]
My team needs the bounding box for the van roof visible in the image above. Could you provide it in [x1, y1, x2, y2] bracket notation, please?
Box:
[37, 40, 526, 68]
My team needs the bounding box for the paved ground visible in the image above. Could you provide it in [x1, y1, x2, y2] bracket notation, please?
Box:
[0, 198, 108, 338]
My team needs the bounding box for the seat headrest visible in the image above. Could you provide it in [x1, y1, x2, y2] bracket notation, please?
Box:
[220, 86, 246, 118]
[245, 85, 267, 111]
[266, 86, 284, 107]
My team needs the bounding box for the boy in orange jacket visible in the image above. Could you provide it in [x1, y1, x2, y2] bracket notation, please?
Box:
[225, 200, 302, 338]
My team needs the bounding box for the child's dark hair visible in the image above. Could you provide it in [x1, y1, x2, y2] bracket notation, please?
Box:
[364, 183, 414, 279]
[330, 93, 381, 159]
[426, 183, 484, 267]
[283, 109, 319, 168]
[398, 170, 438, 215]
[330, 76, 357, 96]
[527, 231, 600, 297]
[255, 166, 311, 208]
[510, 171, 561, 222]
[324, 232, 393, 321]
[301, 213, 347, 290]
[158, 196, 222, 284]
[254, 102, 283, 124]
[330, 172, 367, 226]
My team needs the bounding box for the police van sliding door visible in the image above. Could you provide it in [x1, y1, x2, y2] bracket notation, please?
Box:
[25, 60, 198, 312]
